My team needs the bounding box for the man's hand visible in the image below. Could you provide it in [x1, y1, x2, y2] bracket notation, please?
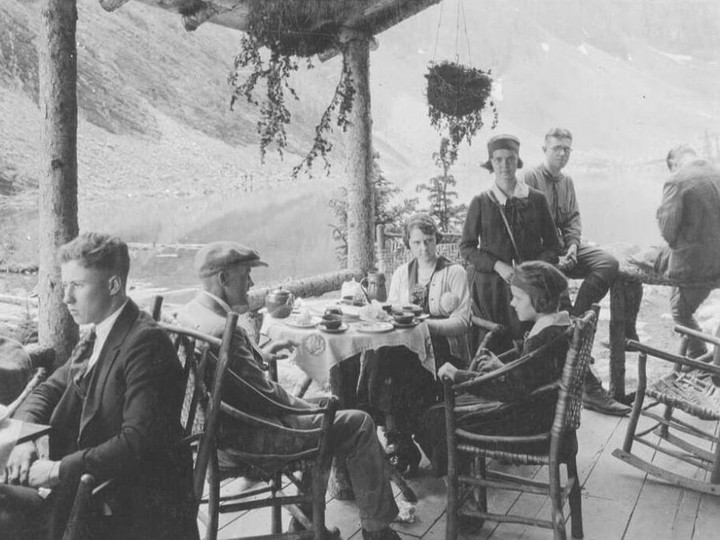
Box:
[28, 460, 61, 489]
[1, 441, 37, 486]
[558, 244, 578, 272]
[493, 261, 515, 283]
[262, 339, 298, 362]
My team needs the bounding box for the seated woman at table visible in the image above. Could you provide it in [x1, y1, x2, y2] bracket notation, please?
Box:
[359, 213, 470, 475]
[415, 260, 571, 475]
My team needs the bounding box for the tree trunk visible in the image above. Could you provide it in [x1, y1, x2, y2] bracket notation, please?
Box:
[344, 37, 374, 274]
[38, 0, 79, 368]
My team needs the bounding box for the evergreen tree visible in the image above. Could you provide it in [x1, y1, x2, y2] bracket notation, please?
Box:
[417, 138, 467, 233]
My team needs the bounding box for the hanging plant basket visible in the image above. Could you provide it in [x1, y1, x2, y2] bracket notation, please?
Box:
[426, 61, 493, 117]
[425, 61, 498, 158]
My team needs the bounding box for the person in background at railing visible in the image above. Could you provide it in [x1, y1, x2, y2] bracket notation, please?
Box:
[655, 144, 720, 359]
[523, 128, 630, 416]
[459, 134, 560, 350]
[416, 261, 572, 476]
[176, 241, 402, 540]
[359, 213, 471, 476]
[0, 233, 197, 540]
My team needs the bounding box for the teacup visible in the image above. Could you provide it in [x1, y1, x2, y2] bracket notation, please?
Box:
[403, 304, 424, 317]
[393, 312, 415, 325]
[321, 314, 343, 330]
[324, 307, 343, 317]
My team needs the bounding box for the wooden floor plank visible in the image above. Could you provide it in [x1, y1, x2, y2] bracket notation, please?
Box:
[620, 411, 713, 540]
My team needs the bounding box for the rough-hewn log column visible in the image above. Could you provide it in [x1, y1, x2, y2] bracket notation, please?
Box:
[343, 34, 375, 274]
[38, 0, 80, 368]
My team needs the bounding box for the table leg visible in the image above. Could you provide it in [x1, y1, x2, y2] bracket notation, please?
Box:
[609, 280, 643, 400]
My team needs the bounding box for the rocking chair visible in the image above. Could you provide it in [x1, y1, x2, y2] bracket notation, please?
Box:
[612, 325, 720, 495]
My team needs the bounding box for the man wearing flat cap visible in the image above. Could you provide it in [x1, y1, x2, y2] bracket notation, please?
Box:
[176, 241, 400, 540]
[460, 134, 561, 351]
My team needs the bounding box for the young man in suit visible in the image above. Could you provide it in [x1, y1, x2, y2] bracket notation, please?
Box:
[1, 233, 197, 540]
[176, 241, 400, 540]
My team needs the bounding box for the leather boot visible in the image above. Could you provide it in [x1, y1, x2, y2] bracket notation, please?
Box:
[582, 370, 631, 416]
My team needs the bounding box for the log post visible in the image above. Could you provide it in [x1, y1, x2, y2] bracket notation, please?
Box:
[38, 0, 80, 368]
[343, 35, 375, 275]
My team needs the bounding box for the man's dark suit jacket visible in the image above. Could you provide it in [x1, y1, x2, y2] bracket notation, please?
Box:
[656, 159, 720, 281]
[13, 300, 198, 540]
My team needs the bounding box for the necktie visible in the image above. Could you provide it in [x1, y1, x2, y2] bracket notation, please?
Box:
[72, 328, 97, 397]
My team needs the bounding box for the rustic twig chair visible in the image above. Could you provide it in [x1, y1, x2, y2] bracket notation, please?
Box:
[154, 296, 340, 540]
[444, 308, 598, 540]
[612, 325, 720, 495]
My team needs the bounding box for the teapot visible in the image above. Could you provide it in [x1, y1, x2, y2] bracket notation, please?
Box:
[364, 271, 387, 302]
[265, 287, 295, 319]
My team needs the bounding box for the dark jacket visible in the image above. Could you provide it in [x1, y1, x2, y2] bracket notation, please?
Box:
[14, 301, 197, 540]
[656, 159, 720, 281]
[460, 188, 560, 273]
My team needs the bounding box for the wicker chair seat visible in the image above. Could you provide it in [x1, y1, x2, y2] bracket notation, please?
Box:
[456, 430, 578, 465]
[646, 371, 720, 421]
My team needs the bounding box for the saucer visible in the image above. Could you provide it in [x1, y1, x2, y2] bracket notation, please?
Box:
[356, 322, 394, 334]
[392, 320, 419, 329]
[284, 316, 319, 328]
[316, 322, 349, 334]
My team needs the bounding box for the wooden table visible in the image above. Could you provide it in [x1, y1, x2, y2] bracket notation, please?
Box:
[608, 263, 720, 399]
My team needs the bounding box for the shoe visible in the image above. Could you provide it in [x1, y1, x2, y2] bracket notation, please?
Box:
[582, 386, 631, 416]
[362, 527, 402, 540]
[385, 431, 421, 477]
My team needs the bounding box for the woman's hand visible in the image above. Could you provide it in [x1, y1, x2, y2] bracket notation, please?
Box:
[476, 355, 504, 374]
[493, 260, 515, 283]
[438, 362, 459, 382]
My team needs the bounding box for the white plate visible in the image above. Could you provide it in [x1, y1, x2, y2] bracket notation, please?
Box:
[338, 305, 362, 319]
[284, 316, 319, 328]
[316, 322, 349, 334]
[356, 322, 394, 334]
[0, 404, 10, 424]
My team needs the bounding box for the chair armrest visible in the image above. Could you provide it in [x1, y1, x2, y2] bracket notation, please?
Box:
[626, 339, 720, 378]
[223, 369, 335, 417]
[471, 316, 504, 333]
[219, 402, 325, 436]
[674, 325, 720, 348]
[7, 368, 47, 417]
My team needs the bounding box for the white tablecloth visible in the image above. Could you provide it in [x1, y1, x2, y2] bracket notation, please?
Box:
[261, 301, 436, 385]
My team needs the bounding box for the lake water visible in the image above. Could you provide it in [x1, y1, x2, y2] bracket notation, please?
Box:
[0, 162, 668, 296]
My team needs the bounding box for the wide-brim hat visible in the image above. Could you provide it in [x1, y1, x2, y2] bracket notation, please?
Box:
[195, 241, 268, 278]
[481, 134, 523, 171]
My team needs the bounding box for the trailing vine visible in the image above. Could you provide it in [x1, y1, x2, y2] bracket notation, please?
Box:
[425, 61, 499, 157]
[228, 1, 357, 177]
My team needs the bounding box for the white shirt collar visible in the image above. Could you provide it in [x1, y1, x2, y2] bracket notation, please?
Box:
[491, 179, 529, 205]
[86, 300, 129, 370]
[528, 310, 572, 338]
[203, 290, 233, 314]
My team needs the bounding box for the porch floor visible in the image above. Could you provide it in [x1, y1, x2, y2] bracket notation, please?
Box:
[207, 407, 720, 540]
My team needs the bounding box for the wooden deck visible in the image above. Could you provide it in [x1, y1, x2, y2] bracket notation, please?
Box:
[205, 405, 720, 540]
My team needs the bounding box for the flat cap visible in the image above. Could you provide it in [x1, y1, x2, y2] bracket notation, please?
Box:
[481, 134, 523, 171]
[195, 241, 268, 278]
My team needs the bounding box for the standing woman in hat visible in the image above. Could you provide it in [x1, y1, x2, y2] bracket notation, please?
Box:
[460, 134, 560, 351]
